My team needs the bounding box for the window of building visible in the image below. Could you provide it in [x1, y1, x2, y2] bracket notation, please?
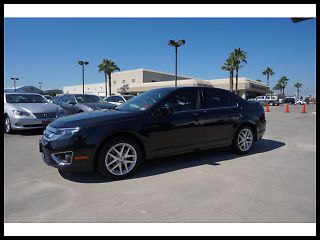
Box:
[113, 81, 116, 84]
[122, 80, 126, 83]
[132, 79, 135, 83]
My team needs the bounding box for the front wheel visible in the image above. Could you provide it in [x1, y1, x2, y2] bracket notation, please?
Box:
[4, 115, 13, 134]
[97, 137, 142, 179]
[232, 126, 255, 154]
[269, 101, 274, 106]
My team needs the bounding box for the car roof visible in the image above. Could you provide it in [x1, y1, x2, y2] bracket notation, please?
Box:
[4, 92, 42, 95]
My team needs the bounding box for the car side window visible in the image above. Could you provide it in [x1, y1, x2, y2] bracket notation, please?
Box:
[114, 96, 124, 102]
[204, 89, 235, 109]
[107, 96, 116, 102]
[163, 89, 198, 113]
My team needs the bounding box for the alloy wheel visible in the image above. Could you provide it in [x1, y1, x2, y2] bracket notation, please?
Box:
[5, 117, 11, 133]
[105, 143, 137, 176]
[237, 128, 253, 152]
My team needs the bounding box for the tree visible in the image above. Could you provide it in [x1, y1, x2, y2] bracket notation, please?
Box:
[98, 59, 120, 97]
[221, 56, 235, 92]
[262, 67, 275, 86]
[294, 82, 303, 101]
[278, 76, 289, 96]
[273, 82, 283, 96]
[232, 48, 247, 94]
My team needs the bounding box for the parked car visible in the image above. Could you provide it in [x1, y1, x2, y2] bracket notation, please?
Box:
[282, 97, 296, 105]
[295, 99, 305, 105]
[247, 95, 279, 106]
[104, 95, 135, 106]
[57, 94, 117, 115]
[4, 92, 65, 133]
[40, 87, 266, 180]
[50, 96, 62, 105]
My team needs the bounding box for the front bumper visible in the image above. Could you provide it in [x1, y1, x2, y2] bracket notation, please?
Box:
[39, 136, 94, 172]
[11, 116, 56, 130]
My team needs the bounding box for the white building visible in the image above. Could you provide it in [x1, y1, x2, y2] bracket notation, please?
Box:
[63, 68, 269, 99]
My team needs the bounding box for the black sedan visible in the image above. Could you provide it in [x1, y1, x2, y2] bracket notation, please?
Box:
[57, 94, 117, 115]
[39, 87, 266, 179]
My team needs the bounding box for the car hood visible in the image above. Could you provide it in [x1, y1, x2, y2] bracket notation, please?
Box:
[9, 103, 60, 113]
[84, 102, 116, 109]
[50, 109, 138, 128]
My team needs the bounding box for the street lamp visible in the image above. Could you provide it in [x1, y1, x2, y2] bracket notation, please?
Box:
[38, 81, 43, 90]
[10, 77, 19, 92]
[78, 60, 89, 94]
[168, 39, 185, 87]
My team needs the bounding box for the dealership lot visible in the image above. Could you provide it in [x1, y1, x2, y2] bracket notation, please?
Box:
[4, 105, 316, 222]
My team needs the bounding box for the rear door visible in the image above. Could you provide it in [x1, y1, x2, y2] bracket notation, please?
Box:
[200, 88, 241, 148]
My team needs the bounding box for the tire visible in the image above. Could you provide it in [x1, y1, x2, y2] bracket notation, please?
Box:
[96, 137, 142, 180]
[4, 115, 13, 134]
[269, 101, 274, 106]
[232, 126, 255, 154]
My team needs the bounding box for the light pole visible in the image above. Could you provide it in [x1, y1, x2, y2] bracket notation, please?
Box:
[78, 60, 89, 94]
[38, 81, 43, 90]
[10, 77, 19, 92]
[168, 39, 185, 87]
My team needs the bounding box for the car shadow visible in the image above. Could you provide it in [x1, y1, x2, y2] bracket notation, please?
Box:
[4, 129, 44, 136]
[59, 139, 286, 184]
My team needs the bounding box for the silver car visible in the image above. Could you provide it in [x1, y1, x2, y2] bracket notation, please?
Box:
[4, 92, 65, 133]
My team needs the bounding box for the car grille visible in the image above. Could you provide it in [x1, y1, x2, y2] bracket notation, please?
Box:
[34, 112, 56, 119]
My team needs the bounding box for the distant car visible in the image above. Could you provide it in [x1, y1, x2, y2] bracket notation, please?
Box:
[4, 92, 65, 133]
[104, 95, 135, 106]
[50, 96, 61, 105]
[283, 97, 296, 105]
[57, 94, 117, 115]
[247, 95, 279, 106]
[295, 99, 305, 105]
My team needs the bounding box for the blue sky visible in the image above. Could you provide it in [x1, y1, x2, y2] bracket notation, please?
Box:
[4, 18, 316, 96]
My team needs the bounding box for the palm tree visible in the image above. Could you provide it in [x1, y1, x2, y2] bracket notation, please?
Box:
[262, 67, 275, 86]
[98, 59, 120, 97]
[273, 82, 282, 95]
[221, 56, 235, 92]
[232, 48, 247, 94]
[294, 82, 303, 100]
[278, 76, 289, 96]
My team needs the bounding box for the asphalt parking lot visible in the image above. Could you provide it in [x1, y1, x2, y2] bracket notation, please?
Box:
[4, 104, 316, 223]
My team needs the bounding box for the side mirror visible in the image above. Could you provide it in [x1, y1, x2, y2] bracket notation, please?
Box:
[119, 100, 124, 103]
[159, 106, 174, 117]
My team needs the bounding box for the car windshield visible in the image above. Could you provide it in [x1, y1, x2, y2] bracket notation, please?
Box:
[6, 94, 48, 103]
[115, 88, 172, 112]
[123, 95, 134, 101]
[75, 95, 103, 103]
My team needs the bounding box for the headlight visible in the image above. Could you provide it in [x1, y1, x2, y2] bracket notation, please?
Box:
[12, 110, 33, 117]
[54, 127, 80, 139]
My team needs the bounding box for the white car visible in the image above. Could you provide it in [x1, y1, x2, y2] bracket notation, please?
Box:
[104, 95, 134, 106]
[295, 99, 305, 105]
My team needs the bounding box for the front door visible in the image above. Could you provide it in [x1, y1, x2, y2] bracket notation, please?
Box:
[148, 88, 204, 158]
